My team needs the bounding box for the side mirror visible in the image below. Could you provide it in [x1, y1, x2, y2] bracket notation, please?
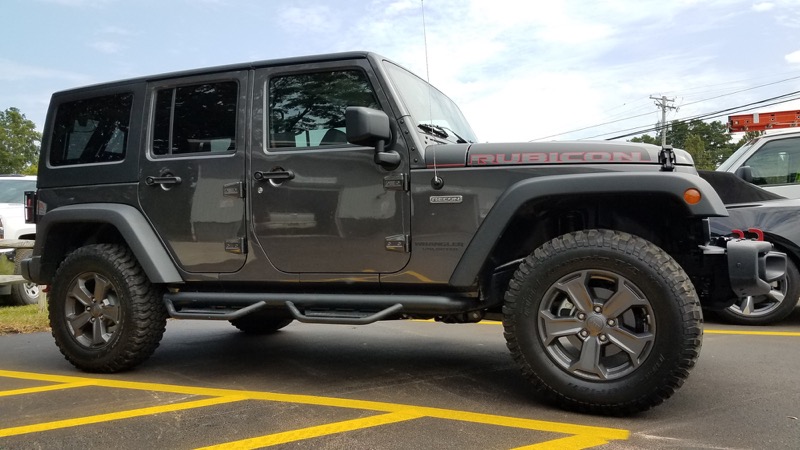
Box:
[734, 166, 754, 183]
[345, 106, 400, 170]
[345, 107, 391, 146]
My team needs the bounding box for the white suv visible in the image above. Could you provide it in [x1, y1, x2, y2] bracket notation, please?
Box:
[0, 175, 39, 305]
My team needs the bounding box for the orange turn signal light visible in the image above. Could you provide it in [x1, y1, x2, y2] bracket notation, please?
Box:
[684, 188, 702, 205]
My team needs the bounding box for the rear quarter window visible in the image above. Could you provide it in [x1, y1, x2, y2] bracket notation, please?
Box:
[49, 93, 133, 166]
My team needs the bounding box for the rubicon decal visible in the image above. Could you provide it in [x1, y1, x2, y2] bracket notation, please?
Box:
[430, 195, 463, 204]
[469, 151, 650, 166]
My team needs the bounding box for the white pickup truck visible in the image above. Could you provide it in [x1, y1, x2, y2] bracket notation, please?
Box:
[0, 175, 39, 305]
[717, 130, 800, 198]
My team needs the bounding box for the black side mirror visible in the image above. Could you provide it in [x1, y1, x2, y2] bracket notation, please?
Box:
[734, 166, 754, 183]
[345, 107, 400, 170]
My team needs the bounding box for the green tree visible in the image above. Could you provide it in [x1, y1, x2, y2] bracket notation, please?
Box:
[630, 133, 659, 145]
[733, 130, 764, 149]
[684, 134, 714, 170]
[0, 107, 40, 174]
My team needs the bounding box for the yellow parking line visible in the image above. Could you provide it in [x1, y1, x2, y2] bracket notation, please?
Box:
[513, 435, 612, 450]
[0, 369, 629, 448]
[0, 395, 247, 438]
[0, 381, 93, 397]
[704, 329, 800, 337]
[198, 411, 424, 449]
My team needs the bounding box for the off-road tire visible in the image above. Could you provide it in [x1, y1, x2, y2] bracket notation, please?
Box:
[503, 229, 703, 415]
[230, 313, 293, 334]
[49, 244, 167, 373]
[717, 257, 800, 325]
[10, 249, 42, 305]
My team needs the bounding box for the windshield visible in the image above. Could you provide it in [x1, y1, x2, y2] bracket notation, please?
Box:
[717, 140, 756, 172]
[0, 179, 36, 203]
[383, 61, 478, 144]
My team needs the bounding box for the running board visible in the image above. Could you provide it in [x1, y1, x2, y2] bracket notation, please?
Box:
[285, 301, 404, 325]
[163, 291, 482, 322]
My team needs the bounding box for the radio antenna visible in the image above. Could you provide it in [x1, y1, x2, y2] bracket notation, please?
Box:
[421, 0, 444, 189]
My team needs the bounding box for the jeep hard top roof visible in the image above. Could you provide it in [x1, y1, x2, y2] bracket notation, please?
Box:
[52, 51, 386, 95]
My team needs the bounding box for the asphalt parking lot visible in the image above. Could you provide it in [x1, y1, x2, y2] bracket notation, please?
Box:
[1, 310, 799, 449]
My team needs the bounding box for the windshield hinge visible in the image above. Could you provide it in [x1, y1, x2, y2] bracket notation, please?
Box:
[385, 234, 410, 253]
[384, 174, 409, 191]
[659, 146, 676, 171]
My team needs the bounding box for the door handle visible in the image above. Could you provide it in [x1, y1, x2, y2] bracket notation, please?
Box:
[145, 176, 182, 186]
[254, 169, 294, 182]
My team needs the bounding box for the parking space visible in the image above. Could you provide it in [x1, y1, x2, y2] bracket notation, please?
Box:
[1, 316, 799, 449]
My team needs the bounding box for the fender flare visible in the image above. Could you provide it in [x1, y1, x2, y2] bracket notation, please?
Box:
[30, 203, 182, 284]
[449, 171, 728, 287]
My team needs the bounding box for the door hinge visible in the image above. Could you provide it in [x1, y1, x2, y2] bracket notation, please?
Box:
[383, 173, 409, 191]
[225, 237, 247, 254]
[223, 181, 245, 198]
[659, 146, 676, 171]
[385, 234, 410, 253]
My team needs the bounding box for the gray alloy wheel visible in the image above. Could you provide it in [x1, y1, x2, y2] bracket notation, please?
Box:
[537, 269, 655, 381]
[503, 230, 702, 415]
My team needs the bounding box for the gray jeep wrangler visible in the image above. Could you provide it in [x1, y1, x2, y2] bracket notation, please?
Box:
[22, 52, 784, 415]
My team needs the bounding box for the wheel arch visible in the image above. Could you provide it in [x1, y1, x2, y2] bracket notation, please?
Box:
[450, 172, 727, 294]
[28, 203, 182, 284]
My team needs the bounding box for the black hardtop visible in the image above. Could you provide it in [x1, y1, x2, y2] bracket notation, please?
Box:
[51, 51, 385, 96]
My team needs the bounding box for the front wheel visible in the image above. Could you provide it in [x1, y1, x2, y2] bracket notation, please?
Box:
[503, 230, 702, 415]
[49, 244, 167, 373]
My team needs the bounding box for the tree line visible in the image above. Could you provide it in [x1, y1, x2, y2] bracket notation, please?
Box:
[629, 119, 762, 171]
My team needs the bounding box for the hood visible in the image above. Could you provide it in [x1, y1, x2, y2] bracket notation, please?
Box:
[423, 141, 694, 168]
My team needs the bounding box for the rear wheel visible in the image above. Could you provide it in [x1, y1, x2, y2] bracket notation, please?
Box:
[503, 230, 702, 415]
[49, 244, 167, 372]
[717, 257, 800, 325]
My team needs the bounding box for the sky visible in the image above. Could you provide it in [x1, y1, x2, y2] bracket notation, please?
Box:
[2, 0, 800, 143]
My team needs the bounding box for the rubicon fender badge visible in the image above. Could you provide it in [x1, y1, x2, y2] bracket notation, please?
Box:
[430, 195, 463, 204]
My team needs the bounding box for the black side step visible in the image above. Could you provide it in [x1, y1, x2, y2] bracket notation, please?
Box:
[285, 301, 404, 325]
[163, 291, 482, 323]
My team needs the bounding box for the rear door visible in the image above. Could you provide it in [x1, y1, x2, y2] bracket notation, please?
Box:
[138, 71, 248, 273]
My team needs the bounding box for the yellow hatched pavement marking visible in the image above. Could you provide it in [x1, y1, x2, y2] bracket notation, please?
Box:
[704, 329, 800, 337]
[0, 369, 629, 449]
[0, 395, 247, 438]
[198, 411, 424, 449]
[0, 381, 93, 397]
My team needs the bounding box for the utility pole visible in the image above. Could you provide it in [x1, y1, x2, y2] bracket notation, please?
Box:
[650, 95, 677, 146]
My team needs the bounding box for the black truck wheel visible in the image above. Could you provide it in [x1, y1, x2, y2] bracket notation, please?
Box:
[230, 314, 293, 334]
[717, 257, 800, 325]
[49, 244, 167, 373]
[503, 230, 702, 415]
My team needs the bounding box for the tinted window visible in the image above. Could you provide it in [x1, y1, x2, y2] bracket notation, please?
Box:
[153, 81, 238, 156]
[745, 138, 800, 186]
[268, 70, 379, 149]
[49, 93, 133, 166]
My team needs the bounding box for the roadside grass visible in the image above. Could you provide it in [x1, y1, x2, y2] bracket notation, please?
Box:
[0, 303, 50, 335]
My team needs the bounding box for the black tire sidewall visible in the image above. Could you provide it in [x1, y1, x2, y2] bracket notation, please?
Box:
[507, 232, 699, 408]
[49, 245, 155, 372]
[11, 249, 40, 305]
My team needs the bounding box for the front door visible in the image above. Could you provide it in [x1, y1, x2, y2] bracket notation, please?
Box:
[251, 62, 411, 274]
[138, 71, 248, 273]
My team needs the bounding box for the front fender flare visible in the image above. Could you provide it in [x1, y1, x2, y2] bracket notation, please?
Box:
[449, 171, 727, 287]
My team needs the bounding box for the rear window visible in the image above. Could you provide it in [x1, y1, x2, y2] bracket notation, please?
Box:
[49, 93, 133, 166]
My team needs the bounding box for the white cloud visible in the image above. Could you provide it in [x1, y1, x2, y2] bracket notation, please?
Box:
[752, 2, 775, 11]
[786, 50, 800, 63]
[90, 41, 123, 54]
